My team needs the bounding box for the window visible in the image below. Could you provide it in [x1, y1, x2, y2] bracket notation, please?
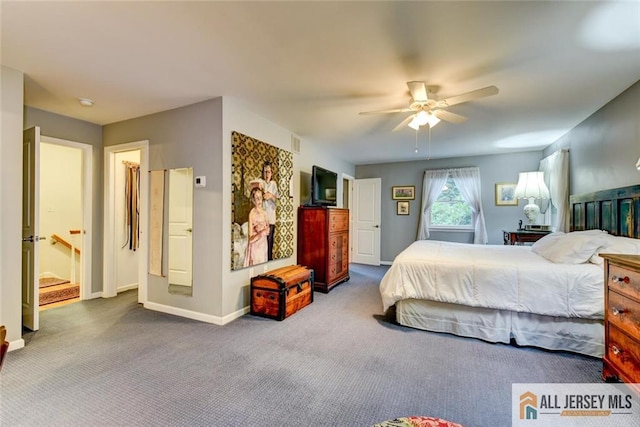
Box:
[430, 176, 473, 228]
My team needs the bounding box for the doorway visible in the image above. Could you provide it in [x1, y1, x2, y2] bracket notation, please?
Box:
[22, 131, 93, 331]
[38, 140, 84, 309]
[104, 141, 149, 304]
[341, 174, 354, 261]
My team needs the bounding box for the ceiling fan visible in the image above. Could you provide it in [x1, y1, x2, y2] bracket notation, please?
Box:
[359, 81, 499, 131]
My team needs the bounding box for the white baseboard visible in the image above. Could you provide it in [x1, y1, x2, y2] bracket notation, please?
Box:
[8, 338, 25, 352]
[143, 301, 249, 325]
[117, 283, 138, 293]
[87, 291, 103, 299]
[380, 260, 393, 265]
[38, 271, 63, 279]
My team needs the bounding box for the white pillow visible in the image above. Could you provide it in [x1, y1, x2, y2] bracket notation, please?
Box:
[589, 234, 640, 265]
[532, 230, 607, 264]
[531, 232, 565, 256]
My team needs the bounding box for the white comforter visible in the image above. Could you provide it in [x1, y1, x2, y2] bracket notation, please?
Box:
[380, 240, 604, 319]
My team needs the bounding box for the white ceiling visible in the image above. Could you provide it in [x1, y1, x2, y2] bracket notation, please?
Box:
[2, 1, 639, 165]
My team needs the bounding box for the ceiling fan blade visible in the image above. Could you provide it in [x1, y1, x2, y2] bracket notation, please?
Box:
[439, 85, 499, 107]
[359, 107, 412, 115]
[392, 114, 416, 132]
[407, 81, 428, 102]
[433, 109, 467, 124]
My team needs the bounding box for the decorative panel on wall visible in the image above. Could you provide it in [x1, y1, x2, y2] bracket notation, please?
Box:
[231, 131, 294, 270]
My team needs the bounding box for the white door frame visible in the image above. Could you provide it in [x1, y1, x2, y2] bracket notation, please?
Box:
[341, 173, 355, 260]
[104, 141, 149, 303]
[40, 135, 93, 301]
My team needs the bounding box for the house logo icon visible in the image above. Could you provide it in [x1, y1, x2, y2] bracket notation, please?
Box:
[520, 391, 538, 420]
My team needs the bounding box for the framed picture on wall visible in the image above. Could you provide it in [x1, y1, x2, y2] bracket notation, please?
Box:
[396, 201, 410, 215]
[392, 186, 415, 200]
[495, 183, 518, 206]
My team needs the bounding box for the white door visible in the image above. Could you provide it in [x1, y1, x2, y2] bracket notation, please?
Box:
[168, 167, 193, 286]
[352, 178, 381, 265]
[22, 127, 41, 330]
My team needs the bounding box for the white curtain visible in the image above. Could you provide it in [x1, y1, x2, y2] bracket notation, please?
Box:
[417, 169, 449, 240]
[539, 149, 569, 231]
[450, 167, 488, 244]
[417, 167, 488, 244]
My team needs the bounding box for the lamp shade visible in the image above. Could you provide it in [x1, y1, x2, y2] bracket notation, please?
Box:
[514, 171, 550, 200]
[514, 171, 549, 224]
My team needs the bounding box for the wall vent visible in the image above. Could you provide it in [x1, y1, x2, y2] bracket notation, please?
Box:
[291, 135, 301, 153]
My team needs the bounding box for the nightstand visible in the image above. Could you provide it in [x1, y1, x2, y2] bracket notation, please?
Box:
[502, 229, 551, 245]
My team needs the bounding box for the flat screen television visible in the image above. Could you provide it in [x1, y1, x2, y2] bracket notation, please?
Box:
[311, 165, 337, 207]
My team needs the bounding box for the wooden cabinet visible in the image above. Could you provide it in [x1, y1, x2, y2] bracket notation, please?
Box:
[297, 206, 350, 293]
[601, 254, 640, 388]
[502, 230, 550, 245]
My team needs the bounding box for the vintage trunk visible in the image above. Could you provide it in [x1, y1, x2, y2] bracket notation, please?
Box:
[250, 265, 314, 320]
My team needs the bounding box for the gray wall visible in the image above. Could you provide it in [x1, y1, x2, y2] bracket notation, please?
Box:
[103, 98, 224, 316]
[357, 151, 542, 262]
[24, 107, 104, 294]
[18, 96, 355, 323]
[544, 80, 640, 195]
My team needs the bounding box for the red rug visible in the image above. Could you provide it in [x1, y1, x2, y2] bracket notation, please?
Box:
[40, 285, 79, 306]
[373, 416, 465, 427]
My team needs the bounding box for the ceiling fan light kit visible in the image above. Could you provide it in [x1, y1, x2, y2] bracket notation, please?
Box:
[359, 81, 498, 132]
[408, 111, 440, 130]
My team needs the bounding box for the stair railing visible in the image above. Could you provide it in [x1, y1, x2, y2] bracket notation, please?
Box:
[50, 230, 81, 283]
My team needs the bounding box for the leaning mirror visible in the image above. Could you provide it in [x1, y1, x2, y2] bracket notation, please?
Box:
[168, 167, 193, 296]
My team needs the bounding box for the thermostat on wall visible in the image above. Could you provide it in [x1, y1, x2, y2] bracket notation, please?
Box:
[195, 176, 206, 188]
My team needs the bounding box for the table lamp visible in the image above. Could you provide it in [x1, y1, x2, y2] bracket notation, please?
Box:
[514, 171, 550, 224]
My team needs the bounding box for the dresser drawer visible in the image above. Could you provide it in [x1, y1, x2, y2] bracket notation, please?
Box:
[606, 324, 640, 383]
[608, 264, 640, 301]
[608, 290, 640, 338]
[328, 233, 348, 261]
[328, 258, 349, 283]
[328, 210, 349, 232]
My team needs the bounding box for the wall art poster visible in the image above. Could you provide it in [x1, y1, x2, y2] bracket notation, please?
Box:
[495, 182, 518, 206]
[231, 131, 294, 271]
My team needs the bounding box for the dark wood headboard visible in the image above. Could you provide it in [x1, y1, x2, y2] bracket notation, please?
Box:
[570, 185, 640, 238]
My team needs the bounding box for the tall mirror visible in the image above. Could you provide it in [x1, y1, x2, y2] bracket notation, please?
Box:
[168, 167, 193, 296]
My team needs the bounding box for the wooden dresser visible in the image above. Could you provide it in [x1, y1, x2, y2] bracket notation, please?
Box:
[297, 206, 349, 293]
[600, 254, 640, 387]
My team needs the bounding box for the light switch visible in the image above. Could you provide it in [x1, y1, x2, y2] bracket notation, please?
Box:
[195, 176, 206, 187]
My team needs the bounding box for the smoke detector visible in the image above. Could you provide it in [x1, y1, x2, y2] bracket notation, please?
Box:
[78, 98, 94, 107]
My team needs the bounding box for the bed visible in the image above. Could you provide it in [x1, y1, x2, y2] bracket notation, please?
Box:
[380, 185, 640, 357]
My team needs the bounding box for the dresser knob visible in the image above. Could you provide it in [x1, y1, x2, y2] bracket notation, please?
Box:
[612, 275, 630, 284]
[612, 307, 626, 316]
[611, 345, 622, 355]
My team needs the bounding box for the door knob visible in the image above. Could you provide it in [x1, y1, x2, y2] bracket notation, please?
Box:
[22, 235, 46, 242]
[186, 228, 193, 233]
[373, 225, 379, 228]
